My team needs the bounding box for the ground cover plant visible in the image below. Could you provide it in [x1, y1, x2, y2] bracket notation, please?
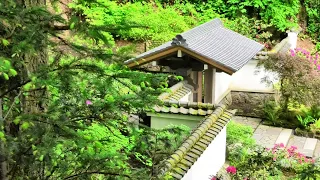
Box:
[215, 121, 320, 179]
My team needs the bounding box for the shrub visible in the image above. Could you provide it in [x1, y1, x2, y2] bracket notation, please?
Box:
[259, 49, 320, 113]
[227, 143, 318, 179]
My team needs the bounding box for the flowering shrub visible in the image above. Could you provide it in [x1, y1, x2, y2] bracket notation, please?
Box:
[259, 48, 320, 113]
[225, 142, 319, 179]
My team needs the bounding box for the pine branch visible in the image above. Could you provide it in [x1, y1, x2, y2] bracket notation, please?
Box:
[0, 80, 31, 99]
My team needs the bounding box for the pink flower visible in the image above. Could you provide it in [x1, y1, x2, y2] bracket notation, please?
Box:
[317, 65, 320, 70]
[86, 100, 93, 105]
[290, 146, 297, 150]
[280, 143, 285, 148]
[273, 156, 277, 161]
[226, 166, 237, 174]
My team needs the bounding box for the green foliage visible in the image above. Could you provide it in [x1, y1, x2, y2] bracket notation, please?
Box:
[304, 0, 320, 41]
[263, 101, 280, 125]
[297, 115, 316, 129]
[224, 16, 274, 48]
[156, 0, 300, 31]
[226, 121, 255, 147]
[0, 0, 192, 179]
[71, 0, 197, 42]
[0, 58, 17, 80]
[299, 105, 320, 120]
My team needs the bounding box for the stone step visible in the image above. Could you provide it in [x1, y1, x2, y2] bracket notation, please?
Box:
[301, 138, 318, 157]
[287, 136, 307, 153]
[287, 136, 318, 158]
[275, 129, 293, 146]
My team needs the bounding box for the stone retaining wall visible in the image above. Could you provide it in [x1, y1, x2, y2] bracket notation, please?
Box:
[230, 91, 276, 118]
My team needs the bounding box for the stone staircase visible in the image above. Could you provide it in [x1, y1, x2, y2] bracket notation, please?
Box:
[233, 116, 320, 158]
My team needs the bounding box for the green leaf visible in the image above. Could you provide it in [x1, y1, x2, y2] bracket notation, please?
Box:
[70, 22, 75, 30]
[104, 94, 115, 103]
[23, 83, 32, 91]
[3, 73, 9, 80]
[9, 69, 17, 76]
[140, 82, 145, 88]
[13, 117, 21, 125]
[0, 132, 5, 141]
[1, 39, 9, 46]
[21, 122, 30, 130]
[39, 155, 44, 161]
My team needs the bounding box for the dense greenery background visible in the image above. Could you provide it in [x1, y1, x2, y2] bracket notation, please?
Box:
[0, 0, 319, 179]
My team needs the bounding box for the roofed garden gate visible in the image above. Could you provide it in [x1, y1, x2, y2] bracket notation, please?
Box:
[125, 18, 263, 180]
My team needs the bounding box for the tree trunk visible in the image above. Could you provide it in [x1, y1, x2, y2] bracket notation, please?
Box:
[17, 0, 49, 114]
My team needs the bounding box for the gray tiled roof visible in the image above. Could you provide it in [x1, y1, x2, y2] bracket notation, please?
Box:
[125, 18, 264, 72]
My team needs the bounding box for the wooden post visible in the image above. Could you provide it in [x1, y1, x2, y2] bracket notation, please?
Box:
[197, 71, 203, 102]
[190, 71, 198, 102]
[204, 67, 216, 104]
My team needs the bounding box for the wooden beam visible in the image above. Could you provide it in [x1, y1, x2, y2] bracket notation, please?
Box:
[204, 67, 216, 104]
[180, 47, 234, 75]
[126, 46, 180, 68]
[126, 46, 235, 75]
[197, 71, 203, 102]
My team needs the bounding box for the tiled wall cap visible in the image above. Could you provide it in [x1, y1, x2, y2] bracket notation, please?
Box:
[189, 108, 198, 115]
[178, 145, 189, 154]
[202, 135, 213, 142]
[170, 106, 179, 113]
[198, 124, 209, 132]
[193, 129, 203, 138]
[203, 120, 213, 129]
[185, 139, 195, 147]
[175, 149, 185, 159]
[189, 135, 198, 142]
[171, 154, 181, 163]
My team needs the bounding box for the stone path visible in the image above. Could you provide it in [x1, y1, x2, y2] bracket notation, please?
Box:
[232, 116, 320, 158]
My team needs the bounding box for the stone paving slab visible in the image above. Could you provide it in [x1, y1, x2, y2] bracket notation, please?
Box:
[253, 125, 283, 148]
[276, 129, 293, 146]
[232, 116, 261, 130]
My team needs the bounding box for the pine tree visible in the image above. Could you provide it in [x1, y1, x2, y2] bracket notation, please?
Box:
[0, 0, 186, 179]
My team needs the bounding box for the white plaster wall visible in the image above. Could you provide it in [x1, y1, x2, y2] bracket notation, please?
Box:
[287, 32, 298, 50]
[230, 60, 277, 92]
[214, 72, 232, 104]
[182, 126, 227, 180]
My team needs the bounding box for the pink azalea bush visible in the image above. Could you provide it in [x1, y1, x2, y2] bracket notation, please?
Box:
[221, 142, 318, 179]
[259, 48, 320, 111]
